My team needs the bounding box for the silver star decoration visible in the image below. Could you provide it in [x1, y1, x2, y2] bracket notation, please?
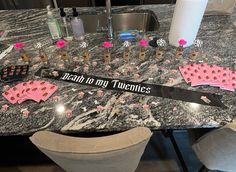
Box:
[156, 39, 167, 47]
[34, 42, 42, 49]
[80, 41, 88, 49]
[194, 39, 203, 48]
[123, 41, 131, 47]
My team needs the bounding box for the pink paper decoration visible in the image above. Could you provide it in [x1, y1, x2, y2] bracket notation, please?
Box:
[139, 39, 149, 46]
[178, 39, 187, 46]
[56, 39, 66, 48]
[179, 63, 236, 91]
[14, 42, 25, 49]
[2, 80, 58, 104]
[102, 41, 112, 48]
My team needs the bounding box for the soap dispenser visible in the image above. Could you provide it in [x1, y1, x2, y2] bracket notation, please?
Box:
[168, 0, 208, 47]
[46, 5, 62, 40]
[71, 8, 85, 41]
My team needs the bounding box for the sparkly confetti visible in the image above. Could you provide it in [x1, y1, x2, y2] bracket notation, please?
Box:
[83, 66, 89, 73]
[171, 69, 178, 74]
[81, 107, 87, 112]
[97, 90, 104, 97]
[134, 73, 140, 79]
[94, 100, 100, 105]
[88, 91, 93, 95]
[96, 105, 104, 112]
[65, 110, 72, 117]
[105, 65, 111, 71]
[52, 96, 60, 102]
[52, 71, 59, 77]
[117, 98, 125, 104]
[92, 61, 97, 67]
[151, 102, 160, 106]
[73, 56, 79, 61]
[21, 108, 29, 118]
[72, 88, 77, 92]
[1, 104, 9, 112]
[114, 72, 120, 78]
[164, 59, 171, 64]
[3, 85, 10, 92]
[168, 78, 175, 84]
[143, 104, 150, 110]
[78, 92, 85, 98]
[58, 63, 65, 69]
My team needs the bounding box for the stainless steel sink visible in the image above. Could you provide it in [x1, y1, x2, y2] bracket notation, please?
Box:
[80, 11, 159, 33]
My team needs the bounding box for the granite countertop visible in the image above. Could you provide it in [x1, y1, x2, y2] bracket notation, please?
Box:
[0, 5, 235, 136]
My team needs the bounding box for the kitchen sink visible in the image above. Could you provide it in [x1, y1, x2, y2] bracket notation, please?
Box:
[80, 10, 159, 33]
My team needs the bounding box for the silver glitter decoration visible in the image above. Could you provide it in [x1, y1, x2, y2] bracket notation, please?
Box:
[123, 41, 131, 47]
[156, 39, 167, 47]
[34, 42, 42, 49]
[194, 39, 203, 48]
[80, 41, 88, 49]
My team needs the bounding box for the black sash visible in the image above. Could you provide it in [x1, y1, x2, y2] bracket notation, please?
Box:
[36, 68, 227, 109]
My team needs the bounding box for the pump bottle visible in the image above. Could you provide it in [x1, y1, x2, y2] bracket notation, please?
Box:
[46, 5, 62, 40]
[71, 8, 85, 41]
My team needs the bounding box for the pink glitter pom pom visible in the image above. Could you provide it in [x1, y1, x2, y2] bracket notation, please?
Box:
[14, 42, 25, 49]
[178, 39, 187, 46]
[56, 39, 66, 48]
[102, 41, 112, 48]
[139, 39, 149, 46]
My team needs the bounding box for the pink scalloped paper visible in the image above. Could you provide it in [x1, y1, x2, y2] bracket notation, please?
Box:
[178, 39, 187, 46]
[56, 39, 66, 48]
[102, 41, 112, 48]
[14, 42, 25, 49]
[139, 39, 149, 46]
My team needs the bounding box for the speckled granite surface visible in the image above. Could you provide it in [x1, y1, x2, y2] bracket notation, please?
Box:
[0, 5, 235, 136]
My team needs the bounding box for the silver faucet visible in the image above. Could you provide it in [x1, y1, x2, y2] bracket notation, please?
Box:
[105, 0, 113, 40]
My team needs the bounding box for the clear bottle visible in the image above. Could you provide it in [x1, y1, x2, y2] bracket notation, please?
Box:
[46, 5, 62, 40]
[60, 8, 73, 41]
[71, 8, 85, 41]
